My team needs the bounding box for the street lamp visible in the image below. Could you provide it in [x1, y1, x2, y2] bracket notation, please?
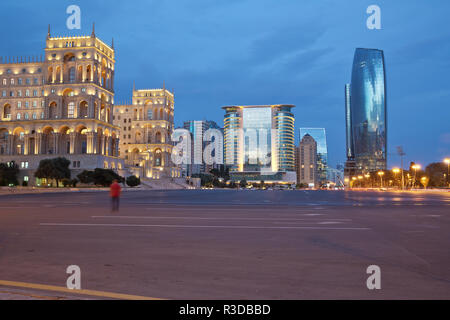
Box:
[358, 175, 363, 188]
[444, 158, 450, 187]
[377, 171, 385, 188]
[412, 164, 421, 189]
[364, 174, 371, 188]
[392, 168, 400, 189]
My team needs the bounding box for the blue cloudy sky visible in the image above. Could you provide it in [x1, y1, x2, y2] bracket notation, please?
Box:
[1, 0, 449, 168]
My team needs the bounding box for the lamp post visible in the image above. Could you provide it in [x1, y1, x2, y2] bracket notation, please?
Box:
[392, 168, 400, 189]
[357, 176, 363, 188]
[412, 164, 421, 189]
[365, 174, 371, 188]
[444, 158, 450, 187]
[378, 171, 385, 188]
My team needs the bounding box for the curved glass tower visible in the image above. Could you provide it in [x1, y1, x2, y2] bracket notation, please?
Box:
[350, 48, 387, 172]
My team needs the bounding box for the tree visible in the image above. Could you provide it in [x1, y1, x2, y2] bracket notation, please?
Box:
[77, 170, 94, 184]
[0, 162, 19, 186]
[126, 175, 141, 187]
[91, 168, 124, 187]
[35, 157, 71, 187]
[425, 162, 447, 187]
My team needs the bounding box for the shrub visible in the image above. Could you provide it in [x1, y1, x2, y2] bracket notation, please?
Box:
[126, 175, 141, 187]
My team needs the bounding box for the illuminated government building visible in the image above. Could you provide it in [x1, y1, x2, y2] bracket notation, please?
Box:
[222, 105, 296, 184]
[0, 26, 122, 185]
[113, 85, 180, 180]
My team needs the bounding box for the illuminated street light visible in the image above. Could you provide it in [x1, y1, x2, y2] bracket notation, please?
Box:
[392, 168, 400, 189]
[378, 171, 385, 188]
[421, 176, 429, 189]
[444, 158, 450, 187]
[412, 164, 421, 189]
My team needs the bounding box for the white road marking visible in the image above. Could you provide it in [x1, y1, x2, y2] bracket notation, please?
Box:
[91, 216, 352, 222]
[40, 223, 369, 230]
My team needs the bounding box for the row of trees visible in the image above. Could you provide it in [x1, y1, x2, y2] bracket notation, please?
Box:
[1, 157, 141, 188]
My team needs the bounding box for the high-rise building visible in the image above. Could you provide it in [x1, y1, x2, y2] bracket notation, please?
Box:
[299, 128, 328, 185]
[113, 86, 180, 180]
[182, 120, 223, 176]
[0, 26, 123, 186]
[223, 105, 296, 183]
[297, 134, 317, 187]
[347, 48, 387, 173]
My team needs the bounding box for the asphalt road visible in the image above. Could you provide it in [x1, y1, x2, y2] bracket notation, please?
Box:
[0, 189, 449, 299]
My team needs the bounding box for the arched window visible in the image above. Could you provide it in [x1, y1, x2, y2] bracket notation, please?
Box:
[49, 102, 57, 119]
[68, 102, 75, 118]
[69, 67, 76, 83]
[159, 108, 164, 120]
[3, 104, 11, 118]
[24, 113, 29, 120]
[17, 113, 21, 120]
[147, 109, 153, 120]
[79, 101, 88, 118]
[154, 149, 162, 167]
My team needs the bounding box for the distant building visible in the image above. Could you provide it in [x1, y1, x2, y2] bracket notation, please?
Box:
[297, 134, 317, 187]
[182, 120, 223, 176]
[347, 48, 387, 173]
[299, 128, 328, 186]
[222, 105, 296, 183]
[327, 166, 344, 187]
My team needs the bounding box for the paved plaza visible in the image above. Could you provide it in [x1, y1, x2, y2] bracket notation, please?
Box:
[0, 190, 449, 299]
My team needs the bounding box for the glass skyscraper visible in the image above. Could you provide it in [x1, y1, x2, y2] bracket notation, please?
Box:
[299, 128, 328, 185]
[223, 105, 296, 183]
[349, 48, 387, 172]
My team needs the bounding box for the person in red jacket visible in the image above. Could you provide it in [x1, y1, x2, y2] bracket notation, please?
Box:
[110, 179, 122, 212]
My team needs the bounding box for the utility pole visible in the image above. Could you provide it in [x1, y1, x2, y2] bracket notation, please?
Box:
[397, 146, 406, 190]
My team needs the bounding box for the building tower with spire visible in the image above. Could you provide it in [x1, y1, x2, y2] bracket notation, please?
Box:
[0, 26, 123, 186]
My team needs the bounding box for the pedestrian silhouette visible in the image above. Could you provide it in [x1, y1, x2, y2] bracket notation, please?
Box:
[110, 179, 121, 212]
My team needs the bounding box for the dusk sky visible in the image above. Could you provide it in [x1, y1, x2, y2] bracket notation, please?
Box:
[1, 0, 449, 168]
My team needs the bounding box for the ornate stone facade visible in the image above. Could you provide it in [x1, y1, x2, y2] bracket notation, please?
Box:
[0, 27, 123, 185]
[114, 87, 180, 180]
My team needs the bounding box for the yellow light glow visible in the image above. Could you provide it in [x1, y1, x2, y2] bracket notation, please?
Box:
[378, 171, 385, 176]
[392, 168, 400, 174]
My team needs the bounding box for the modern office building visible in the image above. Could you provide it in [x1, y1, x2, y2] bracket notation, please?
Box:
[113, 86, 180, 180]
[0, 26, 123, 186]
[299, 128, 328, 185]
[347, 48, 387, 173]
[223, 105, 296, 183]
[297, 134, 317, 187]
[182, 120, 223, 176]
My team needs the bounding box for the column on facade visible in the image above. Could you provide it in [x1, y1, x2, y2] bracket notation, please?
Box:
[34, 133, 42, 155]
[82, 65, 86, 83]
[100, 135, 106, 156]
[23, 134, 31, 155]
[7, 134, 14, 155]
[60, 65, 63, 83]
[52, 132, 61, 155]
[69, 132, 77, 154]
[86, 131, 98, 154]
